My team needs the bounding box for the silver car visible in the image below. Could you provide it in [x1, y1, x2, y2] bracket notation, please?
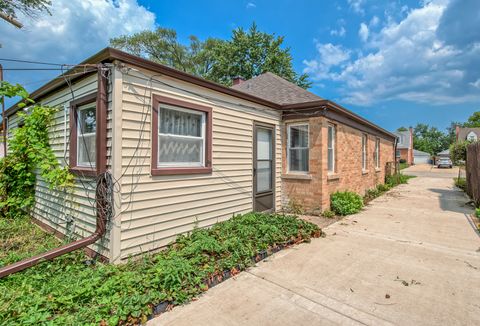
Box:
[437, 157, 453, 168]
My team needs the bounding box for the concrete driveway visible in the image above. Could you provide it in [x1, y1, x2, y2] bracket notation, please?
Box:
[150, 165, 480, 326]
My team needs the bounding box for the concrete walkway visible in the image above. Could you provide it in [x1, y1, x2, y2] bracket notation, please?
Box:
[150, 165, 480, 326]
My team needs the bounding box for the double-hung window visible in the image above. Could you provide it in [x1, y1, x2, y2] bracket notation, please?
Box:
[151, 95, 212, 175]
[77, 104, 97, 168]
[288, 124, 309, 172]
[362, 134, 368, 171]
[327, 124, 336, 173]
[374, 138, 380, 169]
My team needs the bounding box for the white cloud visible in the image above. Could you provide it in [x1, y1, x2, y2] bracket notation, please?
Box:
[303, 43, 350, 79]
[304, 0, 480, 106]
[330, 26, 346, 37]
[370, 16, 380, 27]
[246, 2, 256, 9]
[358, 23, 369, 42]
[348, 0, 365, 15]
[0, 0, 155, 89]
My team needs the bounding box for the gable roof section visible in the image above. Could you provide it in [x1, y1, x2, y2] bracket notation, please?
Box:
[458, 127, 480, 141]
[393, 130, 411, 149]
[5, 48, 396, 140]
[231, 72, 322, 105]
[413, 149, 430, 156]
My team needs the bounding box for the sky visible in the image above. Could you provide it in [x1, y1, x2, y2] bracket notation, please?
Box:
[0, 0, 479, 132]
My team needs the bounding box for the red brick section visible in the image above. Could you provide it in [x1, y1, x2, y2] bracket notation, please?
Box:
[282, 116, 394, 212]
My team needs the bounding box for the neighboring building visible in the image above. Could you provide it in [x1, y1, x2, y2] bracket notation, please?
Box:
[413, 149, 431, 165]
[393, 128, 414, 165]
[437, 149, 450, 158]
[5, 48, 396, 262]
[456, 126, 480, 142]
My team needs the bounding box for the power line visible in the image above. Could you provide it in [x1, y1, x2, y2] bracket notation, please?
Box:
[0, 57, 95, 66]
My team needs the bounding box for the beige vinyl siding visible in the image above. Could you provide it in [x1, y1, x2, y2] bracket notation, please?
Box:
[119, 66, 282, 258]
[7, 73, 112, 257]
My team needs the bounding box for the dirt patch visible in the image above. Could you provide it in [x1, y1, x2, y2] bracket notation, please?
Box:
[298, 214, 343, 228]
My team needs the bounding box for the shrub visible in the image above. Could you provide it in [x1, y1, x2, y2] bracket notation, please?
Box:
[322, 209, 335, 218]
[454, 177, 467, 191]
[399, 158, 407, 164]
[475, 208, 480, 218]
[330, 191, 364, 216]
[376, 183, 391, 192]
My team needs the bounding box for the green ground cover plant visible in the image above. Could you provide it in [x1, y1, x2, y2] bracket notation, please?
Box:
[330, 191, 364, 216]
[385, 173, 415, 187]
[0, 212, 321, 325]
[399, 162, 408, 170]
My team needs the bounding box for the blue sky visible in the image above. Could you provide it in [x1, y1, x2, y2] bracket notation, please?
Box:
[1, 0, 479, 132]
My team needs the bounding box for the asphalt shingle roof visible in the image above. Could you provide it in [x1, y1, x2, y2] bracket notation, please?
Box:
[231, 72, 322, 105]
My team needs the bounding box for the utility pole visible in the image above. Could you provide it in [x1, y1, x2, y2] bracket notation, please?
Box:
[0, 64, 6, 156]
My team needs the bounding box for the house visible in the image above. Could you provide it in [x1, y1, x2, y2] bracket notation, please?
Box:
[412, 149, 431, 165]
[393, 128, 413, 165]
[4, 48, 396, 262]
[456, 126, 480, 142]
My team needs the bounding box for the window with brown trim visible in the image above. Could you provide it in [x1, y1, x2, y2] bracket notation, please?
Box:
[151, 95, 212, 176]
[69, 93, 98, 176]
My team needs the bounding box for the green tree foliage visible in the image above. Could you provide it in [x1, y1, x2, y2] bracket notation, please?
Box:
[396, 126, 408, 132]
[450, 141, 470, 165]
[462, 111, 480, 128]
[413, 123, 450, 155]
[0, 81, 73, 218]
[110, 23, 311, 89]
[0, 0, 50, 17]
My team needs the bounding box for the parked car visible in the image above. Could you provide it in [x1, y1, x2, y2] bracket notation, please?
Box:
[437, 157, 453, 168]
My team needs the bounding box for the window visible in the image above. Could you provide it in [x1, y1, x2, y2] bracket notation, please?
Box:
[396, 149, 401, 158]
[77, 104, 96, 167]
[362, 134, 367, 171]
[69, 92, 99, 176]
[467, 131, 478, 142]
[374, 138, 380, 169]
[327, 124, 336, 173]
[151, 95, 212, 175]
[288, 124, 309, 172]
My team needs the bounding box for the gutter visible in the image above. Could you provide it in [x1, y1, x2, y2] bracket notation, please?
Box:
[0, 69, 110, 279]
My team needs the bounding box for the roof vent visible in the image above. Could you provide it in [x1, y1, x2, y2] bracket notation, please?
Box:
[232, 76, 245, 86]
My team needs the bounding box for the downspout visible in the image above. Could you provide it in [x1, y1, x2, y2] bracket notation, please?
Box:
[393, 136, 398, 174]
[0, 67, 110, 279]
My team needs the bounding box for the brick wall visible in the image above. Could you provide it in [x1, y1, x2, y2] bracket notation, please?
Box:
[282, 116, 395, 213]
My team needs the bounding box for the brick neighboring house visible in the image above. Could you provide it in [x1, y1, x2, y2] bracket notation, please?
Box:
[232, 72, 396, 212]
[456, 126, 480, 142]
[393, 128, 413, 165]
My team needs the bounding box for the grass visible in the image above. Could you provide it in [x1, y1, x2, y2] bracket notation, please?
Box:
[399, 162, 409, 170]
[453, 177, 467, 191]
[0, 212, 321, 325]
[0, 215, 61, 267]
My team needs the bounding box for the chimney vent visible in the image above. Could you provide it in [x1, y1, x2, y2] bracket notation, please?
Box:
[232, 76, 245, 86]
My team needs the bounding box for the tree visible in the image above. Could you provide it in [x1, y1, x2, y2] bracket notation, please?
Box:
[463, 111, 480, 128]
[205, 23, 311, 88]
[110, 23, 311, 89]
[413, 123, 450, 155]
[396, 127, 408, 132]
[0, 0, 51, 28]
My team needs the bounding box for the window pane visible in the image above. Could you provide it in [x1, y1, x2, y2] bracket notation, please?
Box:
[290, 125, 308, 148]
[257, 128, 272, 160]
[328, 148, 334, 171]
[256, 160, 271, 192]
[78, 134, 96, 166]
[78, 107, 96, 134]
[328, 126, 334, 148]
[160, 106, 202, 137]
[289, 148, 308, 172]
[159, 135, 202, 164]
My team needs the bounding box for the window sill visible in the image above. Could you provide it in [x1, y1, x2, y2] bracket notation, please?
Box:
[362, 170, 369, 175]
[281, 173, 312, 180]
[152, 166, 212, 176]
[327, 173, 340, 181]
[70, 167, 97, 177]
[375, 168, 381, 173]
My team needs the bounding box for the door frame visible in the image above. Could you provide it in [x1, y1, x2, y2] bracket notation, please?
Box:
[252, 121, 276, 212]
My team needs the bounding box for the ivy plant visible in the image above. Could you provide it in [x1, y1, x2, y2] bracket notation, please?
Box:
[0, 81, 74, 218]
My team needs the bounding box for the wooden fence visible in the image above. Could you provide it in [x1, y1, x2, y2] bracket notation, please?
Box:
[466, 142, 480, 206]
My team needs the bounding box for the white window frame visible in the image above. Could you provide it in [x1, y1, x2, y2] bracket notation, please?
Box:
[362, 133, 368, 171]
[375, 138, 380, 169]
[327, 124, 336, 173]
[157, 104, 206, 167]
[287, 123, 309, 173]
[76, 104, 96, 168]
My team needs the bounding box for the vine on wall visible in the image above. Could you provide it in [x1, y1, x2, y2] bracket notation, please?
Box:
[0, 81, 74, 218]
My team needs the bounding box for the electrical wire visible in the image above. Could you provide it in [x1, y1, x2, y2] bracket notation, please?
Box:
[0, 57, 96, 66]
